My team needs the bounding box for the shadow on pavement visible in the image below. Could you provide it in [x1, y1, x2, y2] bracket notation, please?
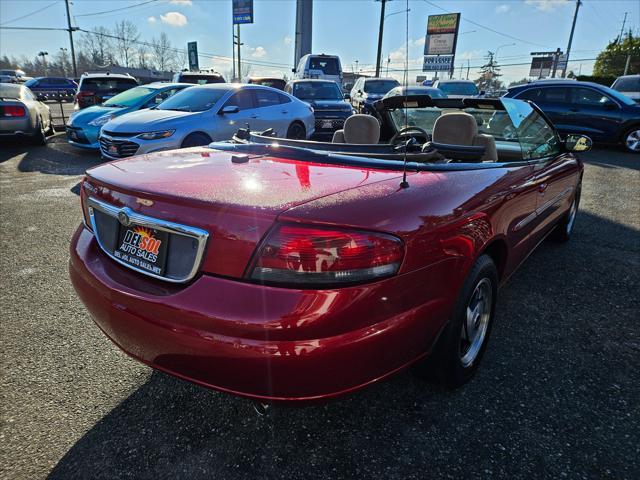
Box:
[0, 134, 103, 175]
[47, 210, 639, 479]
[580, 146, 640, 171]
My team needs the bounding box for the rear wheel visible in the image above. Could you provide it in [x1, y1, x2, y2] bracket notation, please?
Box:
[33, 117, 47, 145]
[622, 127, 640, 153]
[286, 121, 306, 140]
[414, 255, 498, 388]
[180, 132, 212, 148]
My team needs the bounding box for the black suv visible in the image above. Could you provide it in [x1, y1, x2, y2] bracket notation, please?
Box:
[505, 80, 640, 153]
[285, 79, 354, 140]
[75, 73, 138, 110]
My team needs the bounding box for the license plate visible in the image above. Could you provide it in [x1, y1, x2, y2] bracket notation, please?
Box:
[322, 120, 333, 129]
[107, 145, 118, 155]
[113, 224, 169, 276]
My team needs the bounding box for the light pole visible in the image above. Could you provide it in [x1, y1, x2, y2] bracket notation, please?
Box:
[60, 47, 68, 77]
[38, 51, 49, 76]
[374, 1, 410, 77]
[494, 43, 515, 62]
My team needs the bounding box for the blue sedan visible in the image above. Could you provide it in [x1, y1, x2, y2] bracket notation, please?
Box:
[66, 82, 191, 150]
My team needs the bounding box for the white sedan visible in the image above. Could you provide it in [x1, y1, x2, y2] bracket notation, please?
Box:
[99, 84, 314, 160]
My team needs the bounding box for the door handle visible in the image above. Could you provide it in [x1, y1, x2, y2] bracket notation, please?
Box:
[538, 183, 548, 193]
[281, 110, 289, 114]
[569, 107, 579, 112]
[250, 114, 259, 119]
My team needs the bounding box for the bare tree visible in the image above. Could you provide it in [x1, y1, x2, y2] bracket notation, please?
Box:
[137, 44, 150, 70]
[151, 32, 181, 72]
[79, 26, 114, 67]
[113, 20, 140, 68]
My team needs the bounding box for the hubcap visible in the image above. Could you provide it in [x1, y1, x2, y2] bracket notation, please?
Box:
[566, 198, 578, 234]
[460, 278, 493, 367]
[626, 130, 640, 152]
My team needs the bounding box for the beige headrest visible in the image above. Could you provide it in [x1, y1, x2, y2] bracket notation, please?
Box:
[432, 112, 478, 145]
[343, 114, 380, 144]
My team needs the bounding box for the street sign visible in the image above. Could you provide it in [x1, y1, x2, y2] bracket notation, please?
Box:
[556, 54, 568, 71]
[187, 41, 199, 71]
[424, 13, 460, 56]
[232, 0, 253, 24]
[423, 55, 454, 72]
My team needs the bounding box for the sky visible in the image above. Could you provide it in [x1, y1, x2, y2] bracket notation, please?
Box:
[1, 0, 638, 83]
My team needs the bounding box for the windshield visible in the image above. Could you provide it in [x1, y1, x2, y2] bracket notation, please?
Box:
[387, 98, 561, 161]
[438, 82, 479, 96]
[601, 84, 636, 105]
[308, 57, 340, 75]
[293, 82, 342, 101]
[0, 84, 21, 99]
[612, 76, 640, 92]
[250, 79, 286, 89]
[157, 87, 230, 112]
[386, 87, 446, 98]
[103, 87, 156, 107]
[179, 74, 224, 85]
[364, 80, 400, 94]
[81, 78, 137, 93]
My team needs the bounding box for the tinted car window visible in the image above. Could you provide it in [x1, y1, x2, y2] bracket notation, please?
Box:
[157, 87, 230, 112]
[437, 82, 479, 96]
[254, 89, 281, 108]
[249, 79, 286, 90]
[225, 90, 255, 110]
[103, 87, 156, 107]
[179, 74, 224, 85]
[277, 92, 291, 104]
[308, 57, 340, 75]
[572, 88, 611, 106]
[0, 83, 22, 99]
[364, 80, 400, 94]
[612, 76, 640, 91]
[293, 82, 342, 100]
[80, 78, 138, 92]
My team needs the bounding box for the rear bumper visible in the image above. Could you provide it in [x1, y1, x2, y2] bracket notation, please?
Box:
[69, 226, 454, 402]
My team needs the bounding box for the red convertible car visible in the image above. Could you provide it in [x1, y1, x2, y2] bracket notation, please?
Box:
[69, 96, 590, 402]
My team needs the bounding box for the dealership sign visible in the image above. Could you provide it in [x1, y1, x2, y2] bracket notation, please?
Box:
[187, 42, 199, 71]
[423, 13, 460, 72]
[232, 0, 253, 24]
[423, 55, 454, 72]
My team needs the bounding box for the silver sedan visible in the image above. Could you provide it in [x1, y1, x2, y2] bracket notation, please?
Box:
[99, 84, 315, 160]
[0, 83, 53, 144]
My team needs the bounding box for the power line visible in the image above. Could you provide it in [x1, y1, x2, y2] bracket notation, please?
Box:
[75, 0, 161, 18]
[0, 1, 60, 26]
[420, 0, 553, 49]
[0, 26, 68, 31]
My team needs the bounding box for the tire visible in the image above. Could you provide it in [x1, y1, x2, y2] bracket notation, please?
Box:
[622, 126, 640, 154]
[286, 121, 306, 140]
[47, 113, 55, 135]
[551, 184, 581, 242]
[33, 117, 47, 146]
[414, 255, 498, 388]
[180, 132, 212, 148]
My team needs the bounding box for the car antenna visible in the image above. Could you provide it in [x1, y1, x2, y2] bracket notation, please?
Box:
[400, 0, 410, 189]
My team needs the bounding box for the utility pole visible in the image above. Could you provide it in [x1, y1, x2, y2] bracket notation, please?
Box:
[236, 25, 242, 81]
[466, 59, 470, 80]
[618, 12, 628, 42]
[374, 0, 388, 77]
[38, 51, 49, 76]
[64, 0, 77, 78]
[232, 28, 236, 81]
[562, 0, 581, 78]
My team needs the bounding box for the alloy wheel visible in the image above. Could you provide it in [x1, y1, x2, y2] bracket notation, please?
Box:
[625, 129, 640, 152]
[459, 277, 493, 367]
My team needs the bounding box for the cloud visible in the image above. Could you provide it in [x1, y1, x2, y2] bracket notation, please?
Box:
[414, 37, 425, 47]
[495, 4, 511, 14]
[250, 46, 267, 59]
[459, 50, 483, 61]
[147, 16, 156, 23]
[169, 0, 192, 5]
[283, 36, 293, 46]
[525, 0, 570, 12]
[160, 11, 187, 27]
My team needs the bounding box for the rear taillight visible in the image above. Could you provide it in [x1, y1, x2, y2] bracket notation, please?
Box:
[80, 180, 93, 232]
[2, 105, 26, 117]
[250, 224, 404, 287]
[77, 90, 95, 97]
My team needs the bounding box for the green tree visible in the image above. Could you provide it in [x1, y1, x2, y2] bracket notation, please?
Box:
[593, 30, 639, 77]
[475, 51, 504, 93]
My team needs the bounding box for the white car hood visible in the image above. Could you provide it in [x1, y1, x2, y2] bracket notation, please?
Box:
[102, 108, 197, 133]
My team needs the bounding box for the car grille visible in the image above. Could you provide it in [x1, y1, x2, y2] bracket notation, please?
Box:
[315, 118, 345, 130]
[102, 130, 142, 137]
[100, 136, 139, 158]
[86, 197, 209, 283]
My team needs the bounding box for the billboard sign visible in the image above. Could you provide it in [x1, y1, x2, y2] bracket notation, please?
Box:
[556, 54, 568, 71]
[424, 13, 460, 56]
[423, 55, 454, 72]
[529, 56, 553, 78]
[187, 41, 199, 71]
[232, 0, 253, 24]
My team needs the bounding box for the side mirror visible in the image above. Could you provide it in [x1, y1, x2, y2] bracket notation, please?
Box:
[219, 105, 239, 115]
[603, 101, 618, 111]
[343, 93, 350, 100]
[564, 134, 592, 153]
[291, 68, 296, 73]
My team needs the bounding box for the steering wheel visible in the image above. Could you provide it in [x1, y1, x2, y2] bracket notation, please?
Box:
[390, 126, 430, 147]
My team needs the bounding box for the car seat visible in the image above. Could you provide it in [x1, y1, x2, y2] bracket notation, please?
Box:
[431, 112, 498, 161]
[332, 114, 380, 144]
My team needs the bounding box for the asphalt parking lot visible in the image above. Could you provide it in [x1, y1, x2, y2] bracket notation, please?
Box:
[1, 134, 638, 480]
